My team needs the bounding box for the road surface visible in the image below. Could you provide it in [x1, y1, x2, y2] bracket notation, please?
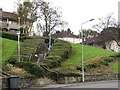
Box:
[21, 80, 119, 90]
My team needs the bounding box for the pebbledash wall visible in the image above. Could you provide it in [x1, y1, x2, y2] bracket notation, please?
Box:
[1, 73, 119, 89]
[118, 1, 120, 23]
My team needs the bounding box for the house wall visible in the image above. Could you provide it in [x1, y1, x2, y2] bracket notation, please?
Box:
[118, 1, 120, 23]
[106, 40, 120, 52]
[58, 37, 82, 44]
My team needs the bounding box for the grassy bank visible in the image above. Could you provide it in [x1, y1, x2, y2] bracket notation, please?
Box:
[2, 38, 18, 62]
[112, 62, 120, 73]
[63, 44, 115, 65]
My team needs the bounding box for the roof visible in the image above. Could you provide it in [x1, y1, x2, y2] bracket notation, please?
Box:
[85, 27, 120, 45]
[52, 31, 78, 38]
[0, 10, 18, 21]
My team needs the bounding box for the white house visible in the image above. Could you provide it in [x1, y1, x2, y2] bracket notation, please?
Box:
[106, 40, 120, 52]
[118, 1, 120, 23]
[58, 37, 82, 44]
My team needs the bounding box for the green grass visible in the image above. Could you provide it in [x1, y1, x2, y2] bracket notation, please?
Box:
[112, 62, 120, 73]
[63, 44, 115, 65]
[2, 38, 18, 62]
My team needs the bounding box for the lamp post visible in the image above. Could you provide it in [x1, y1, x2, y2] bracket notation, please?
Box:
[48, 30, 51, 52]
[81, 19, 94, 82]
[17, 17, 20, 62]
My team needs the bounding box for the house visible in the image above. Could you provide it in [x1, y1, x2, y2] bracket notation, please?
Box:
[52, 31, 82, 44]
[0, 8, 20, 31]
[118, 1, 120, 23]
[85, 27, 120, 52]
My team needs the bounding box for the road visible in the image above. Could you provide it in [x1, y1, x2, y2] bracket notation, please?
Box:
[21, 80, 119, 90]
[64, 80, 119, 88]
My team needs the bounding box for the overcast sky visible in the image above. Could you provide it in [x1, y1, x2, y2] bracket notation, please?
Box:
[0, 0, 119, 35]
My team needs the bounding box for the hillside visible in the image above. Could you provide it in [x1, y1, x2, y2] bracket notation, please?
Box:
[63, 44, 115, 65]
[2, 38, 18, 62]
[59, 44, 119, 74]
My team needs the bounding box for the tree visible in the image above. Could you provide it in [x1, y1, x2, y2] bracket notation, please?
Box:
[93, 13, 117, 32]
[16, 1, 37, 34]
[79, 29, 98, 39]
[36, 0, 66, 37]
[93, 13, 120, 46]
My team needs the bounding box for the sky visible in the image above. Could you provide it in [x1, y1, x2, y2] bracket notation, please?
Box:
[0, 0, 119, 35]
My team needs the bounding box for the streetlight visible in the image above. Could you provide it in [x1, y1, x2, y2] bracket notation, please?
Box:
[48, 30, 51, 52]
[17, 17, 20, 62]
[81, 19, 94, 82]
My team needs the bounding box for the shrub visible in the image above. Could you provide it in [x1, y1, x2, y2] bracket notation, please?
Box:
[44, 39, 72, 68]
[76, 63, 97, 71]
[76, 65, 87, 71]
[1, 31, 18, 41]
[76, 65, 82, 71]
[99, 57, 114, 66]
[89, 63, 97, 68]
[43, 58, 61, 68]
[46, 55, 62, 61]
[99, 60, 108, 66]
[104, 57, 113, 62]
[15, 61, 45, 77]
[110, 53, 120, 58]
[7, 57, 17, 65]
[48, 69, 81, 81]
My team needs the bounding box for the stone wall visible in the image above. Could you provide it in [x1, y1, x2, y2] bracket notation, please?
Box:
[56, 73, 119, 84]
[2, 77, 55, 89]
[19, 77, 55, 88]
[1, 73, 119, 89]
[57, 76, 82, 84]
[84, 73, 119, 82]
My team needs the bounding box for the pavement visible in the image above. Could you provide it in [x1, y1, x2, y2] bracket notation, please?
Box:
[21, 80, 119, 90]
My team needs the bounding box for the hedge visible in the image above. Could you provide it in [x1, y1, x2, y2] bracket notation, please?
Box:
[1, 31, 18, 41]
[43, 39, 72, 68]
[15, 61, 45, 77]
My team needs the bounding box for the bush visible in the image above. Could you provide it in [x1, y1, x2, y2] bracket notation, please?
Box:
[99, 57, 114, 66]
[15, 61, 45, 77]
[7, 57, 17, 65]
[44, 39, 72, 68]
[48, 69, 81, 81]
[47, 55, 62, 61]
[76, 65, 87, 71]
[99, 60, 108, 66]
[89, 63, 97, 68]
[43, 59, 61, 68]
[76, 63, 97, 71]
[1, 31, 18, 41]
[104, 57, 113, 62]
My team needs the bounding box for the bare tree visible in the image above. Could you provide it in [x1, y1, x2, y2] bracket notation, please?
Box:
[79, 29, 99, 41]
[93, 13, 117, 32]
[16, 1, 37, 34]
[93, 13, 120, 46]
[36, 0, 66, 37]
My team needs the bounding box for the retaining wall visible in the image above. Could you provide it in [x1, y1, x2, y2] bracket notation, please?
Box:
[1, 73, 119, 89]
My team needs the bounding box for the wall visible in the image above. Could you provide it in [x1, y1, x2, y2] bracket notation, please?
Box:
[56, 73, 119, 84]
[118, 1, 120, 23]
[106, 40, 120, 52]
[1, 73, 119, 89]
[58, 37, 82, 44]
[2, 77, 55, 89]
